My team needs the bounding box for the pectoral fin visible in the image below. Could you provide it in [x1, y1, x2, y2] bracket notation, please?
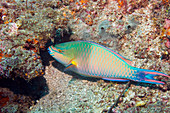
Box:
[64, 64, 77, 71]
[64, 60, 78, 72]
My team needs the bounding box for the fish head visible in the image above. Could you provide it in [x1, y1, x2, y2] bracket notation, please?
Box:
[48, 43, 75, 66]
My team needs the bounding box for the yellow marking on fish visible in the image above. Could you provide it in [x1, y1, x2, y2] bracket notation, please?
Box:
[71, 61, 77, 66]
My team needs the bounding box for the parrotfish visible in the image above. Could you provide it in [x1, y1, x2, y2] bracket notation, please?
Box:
[48, 41, 169, 84]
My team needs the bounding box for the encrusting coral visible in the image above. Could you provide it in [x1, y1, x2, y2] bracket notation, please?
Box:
[0, 1, 45, 80]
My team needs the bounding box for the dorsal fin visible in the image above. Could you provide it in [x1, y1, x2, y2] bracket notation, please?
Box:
[109, 50, 133, 66]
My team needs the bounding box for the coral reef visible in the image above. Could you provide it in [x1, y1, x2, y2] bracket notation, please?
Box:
[0, 0, 169, 112]
[0, 28, 44, 80]
[0, 0, 47, 80]
[0, 0, 74, 80]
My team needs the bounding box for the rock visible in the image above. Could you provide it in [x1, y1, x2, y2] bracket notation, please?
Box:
[135, 101, 146, 107]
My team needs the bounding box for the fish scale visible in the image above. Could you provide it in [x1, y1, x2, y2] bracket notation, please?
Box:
[48, 41, 169, 84]
[85, 43, 126, 78]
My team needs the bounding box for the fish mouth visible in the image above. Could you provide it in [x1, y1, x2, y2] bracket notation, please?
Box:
[48, 46, 62, 57]
[47, 47, 50, 52]
[47, 46, 55, 56]
[47, 47, 51, 54]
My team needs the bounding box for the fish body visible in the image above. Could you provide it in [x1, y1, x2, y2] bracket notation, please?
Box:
[48, 41, 169, 84]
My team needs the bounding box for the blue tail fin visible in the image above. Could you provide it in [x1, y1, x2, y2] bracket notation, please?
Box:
[134, 68, 169, 84]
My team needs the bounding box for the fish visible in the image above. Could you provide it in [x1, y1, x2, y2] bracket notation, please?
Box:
[48, 41, 169, 84]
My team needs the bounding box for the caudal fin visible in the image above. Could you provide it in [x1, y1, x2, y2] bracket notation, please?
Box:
[135, 68, 169, 84]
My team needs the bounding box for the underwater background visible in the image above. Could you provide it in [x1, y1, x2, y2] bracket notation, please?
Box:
[0, 0, 169, 112]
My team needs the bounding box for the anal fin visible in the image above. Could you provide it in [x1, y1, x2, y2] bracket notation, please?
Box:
[102, 78, 129, 82]
[64, 60, 78, 72]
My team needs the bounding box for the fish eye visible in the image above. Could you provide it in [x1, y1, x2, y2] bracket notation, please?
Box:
[58, 49, 63, 53]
